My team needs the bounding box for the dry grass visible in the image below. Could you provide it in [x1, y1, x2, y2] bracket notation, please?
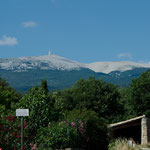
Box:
[108, 139, 141, 150]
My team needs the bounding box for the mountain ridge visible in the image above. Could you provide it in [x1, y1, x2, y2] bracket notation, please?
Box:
[0, 54, 150, 92]
[0, 54, 150, 74]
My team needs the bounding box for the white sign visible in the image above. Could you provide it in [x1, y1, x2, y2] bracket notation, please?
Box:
[16, 109, 29, 116]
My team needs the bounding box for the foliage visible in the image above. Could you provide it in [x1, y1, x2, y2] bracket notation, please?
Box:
[41, 79, 48, 94]
[37, 121, 80, 149]
[54, 77, 124, 123]
[3, 68, 150, 149]
[118, 87, 135, 120]
[16, 84, 56, 143]
[64, 109, 108, 150]
[127, 70, 150, 117]
[0, 68, 110, 92]
[37, 109, 108, 150]
[0, 78, 21, 115]
[0, 67, 149, 92]
[0, 114, 30, 150]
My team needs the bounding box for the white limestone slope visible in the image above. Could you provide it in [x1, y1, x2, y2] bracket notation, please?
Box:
[0, 54, 150, 74]
[86, 61, 150, 74]
[0, 55, 85, 72]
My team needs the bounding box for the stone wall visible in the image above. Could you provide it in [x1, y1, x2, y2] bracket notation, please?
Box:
[141, 118, 150, 144]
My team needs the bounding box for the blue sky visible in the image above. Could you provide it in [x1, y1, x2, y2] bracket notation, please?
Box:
[0, 0, 150, 63]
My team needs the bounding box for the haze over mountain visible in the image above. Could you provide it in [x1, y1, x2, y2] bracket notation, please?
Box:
[0, 54, 150, 92]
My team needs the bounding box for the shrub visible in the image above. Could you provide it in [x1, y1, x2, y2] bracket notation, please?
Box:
[37, 109, 108, 150]
[0, 114, 31, 150]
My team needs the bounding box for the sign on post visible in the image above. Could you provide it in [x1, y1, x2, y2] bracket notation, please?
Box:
[16, 109, 29, 117]
[16, 109, 29, 150]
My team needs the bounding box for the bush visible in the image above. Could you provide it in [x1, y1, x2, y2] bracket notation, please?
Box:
[37, 109, 108, 150]
[16, 86, 56, 144]
[0, 114, 31, 150]
[37, 121, 81, 149]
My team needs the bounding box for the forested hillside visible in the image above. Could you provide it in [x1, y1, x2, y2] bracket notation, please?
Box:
[0, 67, 149, 92]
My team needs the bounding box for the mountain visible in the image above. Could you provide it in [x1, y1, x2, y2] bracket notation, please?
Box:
[1, 54, 150, 73]
[0, 55, 150, 92]
[108, 68, 150, 86]
[86, 61, 150, 73]
[0, 55, 85, 72]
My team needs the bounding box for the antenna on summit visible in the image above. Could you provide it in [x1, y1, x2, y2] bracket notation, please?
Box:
[48, 50, 51, 55]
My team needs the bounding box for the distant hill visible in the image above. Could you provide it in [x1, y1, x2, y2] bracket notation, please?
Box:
[108, 68, 150, 86]
[0, 55, 150, 92]
[0, 68, 110, 92]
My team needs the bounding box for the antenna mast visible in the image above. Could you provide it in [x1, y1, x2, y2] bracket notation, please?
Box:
[48, 50, 51, 55]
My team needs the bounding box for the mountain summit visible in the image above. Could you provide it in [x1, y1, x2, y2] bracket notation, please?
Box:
[0, 55, 85, 72]
[0, 54, 150, 74]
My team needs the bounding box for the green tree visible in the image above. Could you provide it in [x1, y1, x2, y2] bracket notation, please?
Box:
[0, 78, 21, 115]
[127, 70, 150, 117]
[16, 85, 55, 143]
[54, 77, 123, 123]
[41, 79, 48, 94]
[118, 87, 133, 120]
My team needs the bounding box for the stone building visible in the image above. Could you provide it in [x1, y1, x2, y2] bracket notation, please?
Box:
[109, 115, 150, 144]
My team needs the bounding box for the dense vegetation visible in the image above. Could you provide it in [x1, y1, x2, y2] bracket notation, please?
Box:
[0, 68, 109, 92]
[0, 67, 149, 92]
[1, 70, 150, 149]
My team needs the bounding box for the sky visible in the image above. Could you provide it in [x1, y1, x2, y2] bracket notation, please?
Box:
[0, 0, 150, 63]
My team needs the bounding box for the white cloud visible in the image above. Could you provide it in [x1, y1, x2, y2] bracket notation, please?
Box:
[0, 35, 18, 46]
[117, 53, 132, 59]
[23, 21, 37, 28]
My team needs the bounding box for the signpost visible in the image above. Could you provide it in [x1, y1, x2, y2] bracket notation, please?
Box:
[16, 109, 29, 150]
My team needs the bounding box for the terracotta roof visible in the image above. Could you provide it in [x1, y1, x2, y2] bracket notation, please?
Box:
[110, 115, 145, 128]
